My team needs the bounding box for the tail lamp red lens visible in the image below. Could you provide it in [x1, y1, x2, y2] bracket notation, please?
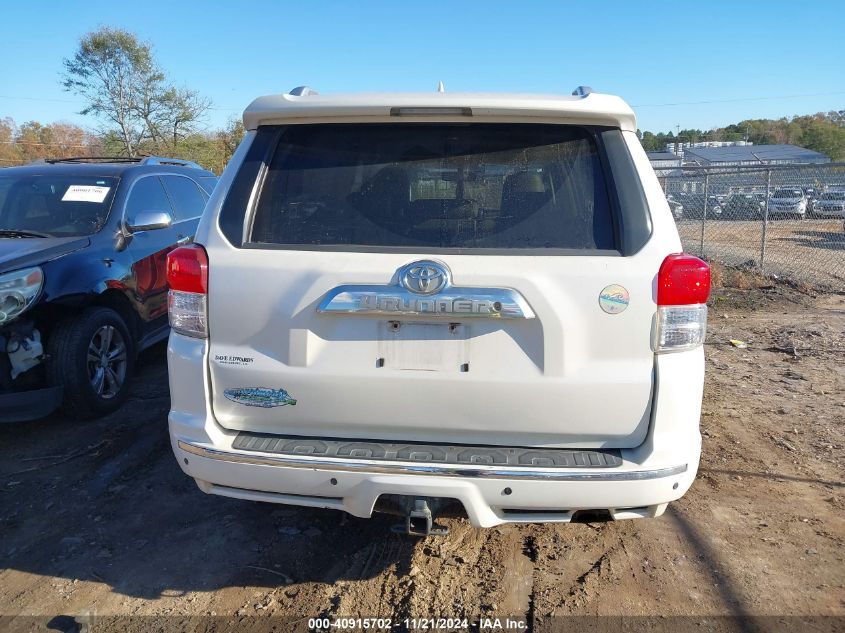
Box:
[167, 245, 208, 294]
[657, 254, 710, 306]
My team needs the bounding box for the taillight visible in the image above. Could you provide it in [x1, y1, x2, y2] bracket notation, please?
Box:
[657, 254, 710, 306]
[167, 245, 208, 338]
[654, 253, 710, 353]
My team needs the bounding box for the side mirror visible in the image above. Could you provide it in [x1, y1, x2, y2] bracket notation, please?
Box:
[126, 210, 173, 233]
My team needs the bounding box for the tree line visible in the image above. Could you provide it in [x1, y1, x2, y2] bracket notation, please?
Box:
[0, 115, 244, 174]
[638, 111, 845, 161]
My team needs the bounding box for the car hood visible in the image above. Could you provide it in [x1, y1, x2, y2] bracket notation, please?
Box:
[0, 236, 91, 273]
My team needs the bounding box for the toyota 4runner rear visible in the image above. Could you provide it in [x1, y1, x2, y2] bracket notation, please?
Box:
[166, 86, 710, 532]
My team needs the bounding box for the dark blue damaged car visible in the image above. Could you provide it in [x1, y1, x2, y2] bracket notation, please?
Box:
[0, 157, 216, 422]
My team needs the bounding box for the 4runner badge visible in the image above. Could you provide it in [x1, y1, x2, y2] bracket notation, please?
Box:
[317, 260, 535, 319]
[224, 388, 297, 408]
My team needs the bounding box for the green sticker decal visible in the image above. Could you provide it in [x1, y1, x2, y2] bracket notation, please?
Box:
[224, 387, 297, 408]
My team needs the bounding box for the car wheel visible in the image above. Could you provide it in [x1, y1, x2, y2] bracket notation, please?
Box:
[46, 307, 135, 420]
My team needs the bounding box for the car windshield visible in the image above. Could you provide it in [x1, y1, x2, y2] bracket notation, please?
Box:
[0, 174, 119, 237]
[820, 192, 845, 200]
[772, 189, 801, 199]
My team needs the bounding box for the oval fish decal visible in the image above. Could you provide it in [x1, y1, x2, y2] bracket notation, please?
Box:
[599, 284, 630, 314]
[224, 387, 297, 408]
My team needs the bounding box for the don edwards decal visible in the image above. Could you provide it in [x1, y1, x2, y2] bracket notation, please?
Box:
[598, 284, 630, 314]
[224, 387, 297, 408]
[214, 353, 254, 367]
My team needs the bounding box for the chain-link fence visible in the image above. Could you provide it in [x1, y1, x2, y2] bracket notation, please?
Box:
[658, 162, 845, 289]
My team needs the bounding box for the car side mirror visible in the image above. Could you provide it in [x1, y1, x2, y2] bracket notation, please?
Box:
[126, 211, 173, 233]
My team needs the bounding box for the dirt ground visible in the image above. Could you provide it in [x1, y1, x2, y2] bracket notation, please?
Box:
[676, 217, 845, 289]
[1, 270, 843, 632]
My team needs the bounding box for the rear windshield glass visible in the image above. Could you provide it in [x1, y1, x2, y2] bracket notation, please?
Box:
[250, 124, 616, 250]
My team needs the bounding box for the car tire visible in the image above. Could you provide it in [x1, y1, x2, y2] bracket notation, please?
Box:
[46, 307, 135, 420]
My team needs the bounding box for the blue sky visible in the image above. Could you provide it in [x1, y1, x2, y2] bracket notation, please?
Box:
[1, 0, 843, 134]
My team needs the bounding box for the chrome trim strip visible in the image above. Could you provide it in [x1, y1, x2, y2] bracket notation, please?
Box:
[178, 441, 687, 481]
[317, 259, 535, 319]
[317, 284, 535, 319]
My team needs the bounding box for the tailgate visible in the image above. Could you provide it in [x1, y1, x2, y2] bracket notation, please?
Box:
[207, 250, 657, 448]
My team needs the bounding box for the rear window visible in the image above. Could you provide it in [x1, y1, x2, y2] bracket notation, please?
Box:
[248, 124, 617, 251]
[161, 175, 207, 220]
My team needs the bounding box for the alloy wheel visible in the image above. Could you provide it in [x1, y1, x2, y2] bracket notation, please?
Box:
[86, 325, 127, 399]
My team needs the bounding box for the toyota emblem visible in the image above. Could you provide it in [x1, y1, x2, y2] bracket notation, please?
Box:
[399, 260, 450, 295]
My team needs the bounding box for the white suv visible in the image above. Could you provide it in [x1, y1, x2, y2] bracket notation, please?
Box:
[165, 86, 710, 533]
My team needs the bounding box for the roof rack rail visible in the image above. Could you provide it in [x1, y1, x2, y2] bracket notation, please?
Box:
[38, 155, 203, 169]
[289, 85, 319, 96]
[43, 156, 142, 164]
[139, 156, 203, 169]
[571, 85, 593, 98]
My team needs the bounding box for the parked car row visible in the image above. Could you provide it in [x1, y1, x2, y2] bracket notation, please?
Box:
[667, 186, 845, 221]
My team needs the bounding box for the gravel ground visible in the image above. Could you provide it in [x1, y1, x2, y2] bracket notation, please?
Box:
[0, 271, 843, 633]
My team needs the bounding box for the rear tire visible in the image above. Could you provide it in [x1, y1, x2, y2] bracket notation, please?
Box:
[46, 307, 135, 420]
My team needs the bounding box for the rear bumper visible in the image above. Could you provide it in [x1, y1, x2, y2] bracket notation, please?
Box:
[175, 438, 695, 527]
[168, 333, 704, 527]
[0, 386, 63, 423]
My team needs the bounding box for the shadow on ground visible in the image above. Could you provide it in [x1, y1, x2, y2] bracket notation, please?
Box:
[775, 228, 845, 251]
[0, 343, 415, 600]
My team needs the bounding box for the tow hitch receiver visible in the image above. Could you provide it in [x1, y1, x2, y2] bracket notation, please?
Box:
[393, 499, 449, 537]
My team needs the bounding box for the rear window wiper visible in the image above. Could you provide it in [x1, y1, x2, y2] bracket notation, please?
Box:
[0, 229, 54, 238]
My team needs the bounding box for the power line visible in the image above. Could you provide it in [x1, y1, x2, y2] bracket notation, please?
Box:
[0, 93, 240, 112]
[632, 91, 845, 108]
[2, 90, 843, 111]
[0, 94, 80, 104]
[0, 139, 230, 153]
[0, 140, 92, 147]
